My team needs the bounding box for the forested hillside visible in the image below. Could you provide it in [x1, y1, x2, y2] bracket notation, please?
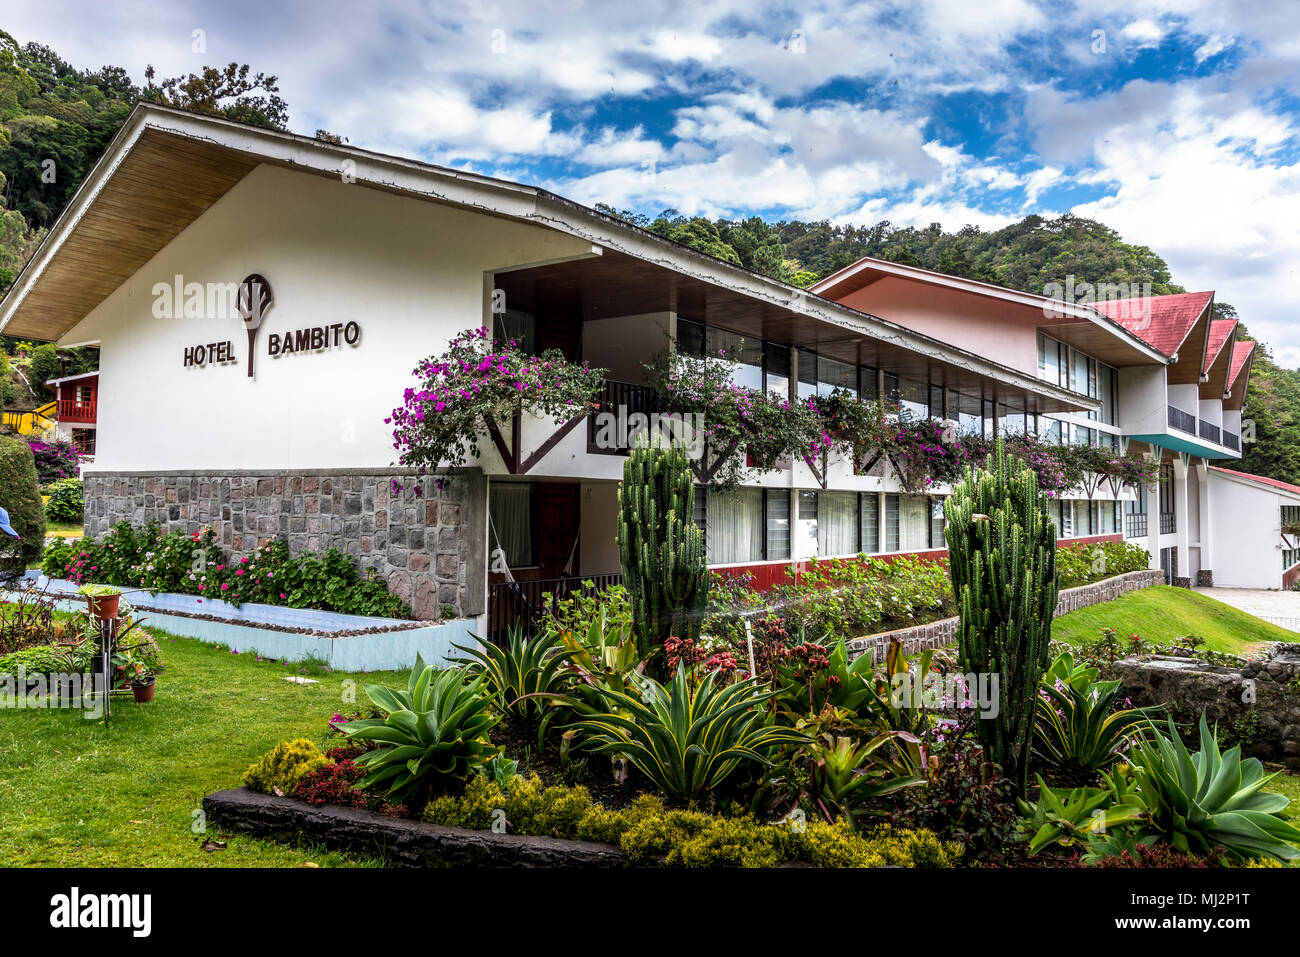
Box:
[2, 27, 1297, 484]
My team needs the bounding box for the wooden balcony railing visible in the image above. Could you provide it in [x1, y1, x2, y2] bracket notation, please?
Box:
[57, 400, 97, 423]
[487, 573, 623, 645]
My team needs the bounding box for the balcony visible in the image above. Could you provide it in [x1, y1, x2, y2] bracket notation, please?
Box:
[1223, 432, 1240, 452]
[1198, 420, 1221, 445]
[1125, 513, 1148, 538]
[586, 379, 660, 455]
[57, 400, 96, 423]
[1167, 405, 1196, 435]
[1159, 511, 1176, 534]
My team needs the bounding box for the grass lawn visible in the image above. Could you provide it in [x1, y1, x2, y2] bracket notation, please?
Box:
[44, 522, 84, 538]
[0, 631, 407, 867]
[1051, 585, 1297, 657]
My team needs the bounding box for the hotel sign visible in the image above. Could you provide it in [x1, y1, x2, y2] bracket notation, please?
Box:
[174, 274, 361, 377]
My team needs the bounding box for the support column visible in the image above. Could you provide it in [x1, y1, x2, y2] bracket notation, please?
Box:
[1173, 454, 1192, 587]
[1197, 459, 1213, 585]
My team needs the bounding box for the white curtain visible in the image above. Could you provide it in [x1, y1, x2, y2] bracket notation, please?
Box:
[490, 483, 533, 568]
[900, 495, 930, 551]
[820, 491, 858, 557]
[707, 488, 763, 564]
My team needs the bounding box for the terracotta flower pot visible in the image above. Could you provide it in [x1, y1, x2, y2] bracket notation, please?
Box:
[132, 678, 156, 704]
[85, 593, 121, 620]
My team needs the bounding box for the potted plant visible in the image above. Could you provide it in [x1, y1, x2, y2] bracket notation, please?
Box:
[79, 583, 122, 620]
[111, 640, 159, 703]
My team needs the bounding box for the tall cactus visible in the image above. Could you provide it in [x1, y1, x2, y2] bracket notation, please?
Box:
[617, 437, 708, 662]
[943, 437, 1057, 796]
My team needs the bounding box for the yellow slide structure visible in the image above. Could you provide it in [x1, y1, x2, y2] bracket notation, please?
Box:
[1, 400, 58, 436]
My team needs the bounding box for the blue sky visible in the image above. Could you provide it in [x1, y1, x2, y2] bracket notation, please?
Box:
[8, 0, 1300, 361]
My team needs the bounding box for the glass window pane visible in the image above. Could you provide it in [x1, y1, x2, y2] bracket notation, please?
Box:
[798, 352, 818, 400]
[818, 356, 857, 397]
[706, 487, 764, 564]
[765, 343, 791, 400]
[860, 493, 879, 555]
[820, 491, 858, 556]
[797, 490, 819, 558]
[498, 309, 537, 354]
[765, 490, 790, 560]
[885, 493, 900, 551]
[860, 367, 879, 400]
[677, 318, 705, 356]
[930, 497, 945, 549]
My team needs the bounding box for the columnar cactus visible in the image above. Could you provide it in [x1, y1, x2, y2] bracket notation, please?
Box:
[617, 437, 708, 661]
[944, 437, 1057, 795]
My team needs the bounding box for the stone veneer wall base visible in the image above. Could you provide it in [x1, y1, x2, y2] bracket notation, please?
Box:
[845, 569, 1164, 662]
[82, 469, 486, 621]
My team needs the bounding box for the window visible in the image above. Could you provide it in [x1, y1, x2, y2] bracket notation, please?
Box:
[797, 491, 819, 557]
[820, 491, 858, 556]
[896, 378, 929, 420]
[929, 497, 946, 548]
[1038, 332, 1066, 387]
[900, 494, 931, 550]
[1098, 363, 1117, 425]
[707, 328, 763, 391]
[958, 392, 983, 436]
[860, 493, 880, 554]
[1282, 505, 1300, 529]
[797, 352, 818, 400]
[489, 483, 536, 568]
[884, 494, 900, 551]
[1159, 464, 1175, 516]
[859, 366, 879, 401]
[999, 403, 1026, 436]
[677, 318, 705, 355]
[706, 487, 764, 564]
[75, 385, 93, 405]
[765, 490, 791, 560]
[1038, 417, 1062, 445]
[764, 343, 791, 399]
[71, 427, 95, 456]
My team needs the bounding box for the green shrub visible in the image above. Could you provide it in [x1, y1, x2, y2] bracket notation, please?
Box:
[0, 433, 45, 574]
[44, 478, 83, 524]
[1057, 540, 1150, 589]
[0, 641, 94, 675]
[243, 739, 333, 795]
[423, 773, 962, 868]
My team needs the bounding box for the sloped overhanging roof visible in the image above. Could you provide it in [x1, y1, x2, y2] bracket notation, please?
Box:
[1224, 340, 1257, 411]
[1092, 291, 1215, 385]
[1201, 318, 1238, 399]
[0, 104, 1096, 416]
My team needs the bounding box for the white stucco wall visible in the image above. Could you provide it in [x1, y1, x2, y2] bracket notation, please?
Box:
[60, 163, 592, 472]
[1208, 472, 1287, 588]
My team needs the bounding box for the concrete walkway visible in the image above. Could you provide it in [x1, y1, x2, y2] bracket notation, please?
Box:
[1194, 587, 1300, 633]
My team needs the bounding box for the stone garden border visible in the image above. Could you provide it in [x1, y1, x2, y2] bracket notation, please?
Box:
[13, 573, 477, 672]
[203, 787, 628, 867]
[845, 569, 1164, 662]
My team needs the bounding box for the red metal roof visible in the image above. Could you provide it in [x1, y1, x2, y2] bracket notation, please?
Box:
[1203, 318, 1237, 372]
[1228, 339, 1256, 387]
[1091, 290, 1214, 357]
[1210, 466, 1300, 497]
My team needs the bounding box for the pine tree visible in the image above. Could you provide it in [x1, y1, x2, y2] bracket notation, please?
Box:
[944, 437, 1057, 795]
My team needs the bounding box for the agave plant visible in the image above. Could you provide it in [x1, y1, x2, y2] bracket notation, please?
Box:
[339, 655, 500, 802]
[453, 625, 576, 722]
[1125, 715, 1300, 862]
[1033, 660, 1163, 783]
[570, 663, 807, 800]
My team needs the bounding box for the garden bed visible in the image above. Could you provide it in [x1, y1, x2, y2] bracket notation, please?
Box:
[846, 568, 1163, 661]
[203, 787, 629, 867]
[13, 574, 475, 672]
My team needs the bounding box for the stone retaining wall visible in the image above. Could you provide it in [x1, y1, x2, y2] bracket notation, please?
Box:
[82, 469, 486, 621]
[1114, 644, 1300, 768]
[846, 568, 1163, 662]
